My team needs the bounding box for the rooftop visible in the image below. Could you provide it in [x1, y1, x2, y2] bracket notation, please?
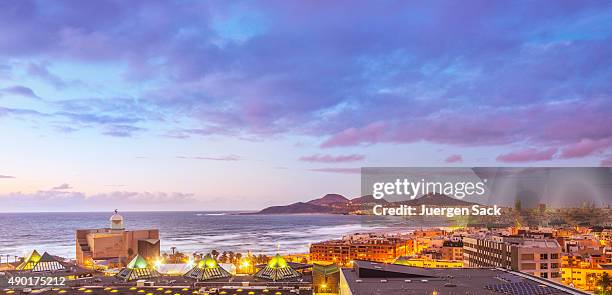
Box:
[341, 260, 587, 295]
[0, 286, 306, 295]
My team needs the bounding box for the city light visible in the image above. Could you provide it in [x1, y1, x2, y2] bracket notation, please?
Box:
[241, 260, 250, 268]
[154, 258, 163, 270]
[186, 256, 195, 268]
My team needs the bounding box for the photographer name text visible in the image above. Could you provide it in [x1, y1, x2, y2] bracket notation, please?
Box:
[372, 204, 501, 217]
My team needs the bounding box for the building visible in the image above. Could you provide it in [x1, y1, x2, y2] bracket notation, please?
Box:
[2, 286, 308, 295]
[116, 254, 160, 281]
[16, 250, 42, 270]
[560, 260, 612, 291]
[440, 240, 464, 261]
[310, 235, 410, 265]
[463, 236, 562, 280]
[184, 254, 231, 281]
[339, 260, 588, 295]
[16, 251, 66, 272]
[561, 264, 612, 291]
[30, 252, 67, 272]
[254, 254, 301, 281]
[7, 250, 95, 281]
[76, 211, 160, 267]
[394, 256, 464, 268]
[312, 263, 340, 294]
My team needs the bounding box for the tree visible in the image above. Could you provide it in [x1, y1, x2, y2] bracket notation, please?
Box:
[597, 272, 611, 295]
[211, 249, 219, 260]
[220, 252, 228, 263]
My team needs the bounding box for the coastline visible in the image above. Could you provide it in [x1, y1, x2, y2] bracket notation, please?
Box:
[0, 212, 377, 259]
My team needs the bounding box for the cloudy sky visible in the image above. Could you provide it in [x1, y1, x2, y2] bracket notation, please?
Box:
[1, 1, 611, 211]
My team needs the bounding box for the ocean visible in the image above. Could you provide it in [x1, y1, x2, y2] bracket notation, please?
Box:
[0, 212, 403, 259]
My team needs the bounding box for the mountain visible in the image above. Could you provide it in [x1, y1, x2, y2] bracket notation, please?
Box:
[399, 193, 480, 206]
[307, 194, 349, 206]
[257, 202, 335, 214]
[255, 193, 482, 215]
[350, 195, 388, 205]
[256, 193, 349, 214]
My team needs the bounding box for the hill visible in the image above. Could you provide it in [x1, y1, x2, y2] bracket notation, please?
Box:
[350, 195, 388, 205]
[399, 193, 480, 206]
[307, 193, 349, 206]
[255, 192, 482, 215]
[257, 202, 335, 214]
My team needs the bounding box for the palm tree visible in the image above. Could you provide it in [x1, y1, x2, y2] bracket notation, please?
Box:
[597, 272, 611, 295]
[260, 254, 269, 264]
[211, 249, 219, 260]
[220, 252, 228, 263]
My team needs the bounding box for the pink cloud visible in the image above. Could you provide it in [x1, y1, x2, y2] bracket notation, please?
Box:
[559, 138, 611, 159]
[496, 147, 557, 163]
[320, 122, 388, 148]
[308, 168, 361, 174]
[445, 154, 463, 163]
[320, 98, 612, 152]
[299, 154, 365, 163]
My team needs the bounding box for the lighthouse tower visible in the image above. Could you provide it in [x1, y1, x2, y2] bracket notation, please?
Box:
[110, 209, 125, 231]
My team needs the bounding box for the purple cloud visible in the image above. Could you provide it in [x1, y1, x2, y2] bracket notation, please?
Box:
[321, 98, 612, 149]
[0, 106, 44, 117]
[0, 85, 39, 98]
[51, 183, 72, 190]
[102, 125, 144, 137]
[0, 175, 15, 179]
[308, 168, 361, 174]
[26, 62, 69, 89]
[445, 154, 463, 163]
[0, 1, 610, 161]
[299, 154, 364, 163]
[177, 155, 241, 161]
[496, 148, 558, 163]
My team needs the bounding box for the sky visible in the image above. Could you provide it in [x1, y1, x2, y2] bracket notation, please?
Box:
[1, 0, 612, 212]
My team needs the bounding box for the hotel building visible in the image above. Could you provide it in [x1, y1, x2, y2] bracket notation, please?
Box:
[463, 236, 562, 280]
[76, 211, 160, 267]
[310, 235, 411, 265]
